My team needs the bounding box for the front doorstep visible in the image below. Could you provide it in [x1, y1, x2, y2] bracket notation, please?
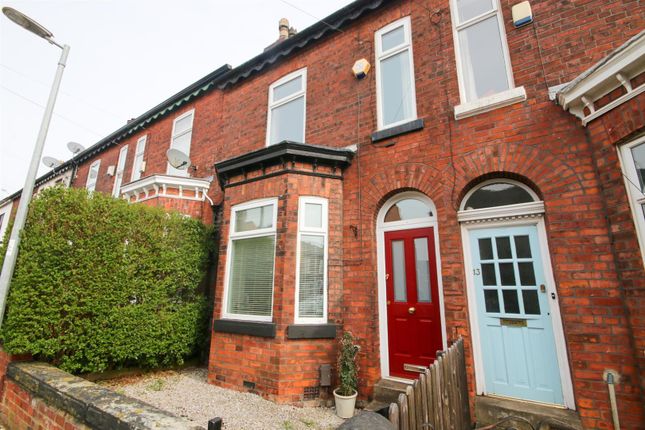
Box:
[475, 395, 583, 430]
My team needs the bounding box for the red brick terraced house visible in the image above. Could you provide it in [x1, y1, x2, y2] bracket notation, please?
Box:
[0, 0, 643, 428]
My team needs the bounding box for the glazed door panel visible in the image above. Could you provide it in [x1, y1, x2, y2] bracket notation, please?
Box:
[470, 225, 564, 405]
[385, 227, 443, 378]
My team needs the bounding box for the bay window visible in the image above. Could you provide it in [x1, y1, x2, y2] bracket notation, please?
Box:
[295, 197, 328, 324]
[223, 199, 278, 321]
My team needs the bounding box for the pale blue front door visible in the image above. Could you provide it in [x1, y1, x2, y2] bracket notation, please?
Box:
[470, 225, 564, 405]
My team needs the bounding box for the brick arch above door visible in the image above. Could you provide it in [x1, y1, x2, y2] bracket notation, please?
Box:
[363, 162, 444, 223]
[443, 142, 586, 209]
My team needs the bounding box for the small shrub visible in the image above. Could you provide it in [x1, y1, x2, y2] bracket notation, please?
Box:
[0, 187, 213, 374]
[147, 378, 166, 392]
[337, 331, 360, 396]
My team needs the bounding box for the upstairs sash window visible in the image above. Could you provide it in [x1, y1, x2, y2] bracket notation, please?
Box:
[375, 16, 417, 129]
[451, 0, 515, 102]
[167, 110, 194, 176]
[112, 145, 128, 197]
[86, 160, 101, 192]
[267, 69, 306, 145]
[131, 136, 146, 182]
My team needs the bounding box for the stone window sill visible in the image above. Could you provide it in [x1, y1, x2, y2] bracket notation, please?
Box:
[287, 323, 337, 339]
[454, 86, 527, 120]
[213, 319, 276, 338]
[371, 118, 424, 142]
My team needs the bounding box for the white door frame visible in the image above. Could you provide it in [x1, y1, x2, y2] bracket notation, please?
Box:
[459, 205, 576, 409]
[376, 191, 448, 381]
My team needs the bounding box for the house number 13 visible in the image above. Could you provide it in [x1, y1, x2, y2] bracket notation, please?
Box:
[473, 268, 480, 276]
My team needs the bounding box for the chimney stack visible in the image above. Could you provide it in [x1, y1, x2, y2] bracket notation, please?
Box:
[279, 18, 290, 40]
[265, 18, 298, 51]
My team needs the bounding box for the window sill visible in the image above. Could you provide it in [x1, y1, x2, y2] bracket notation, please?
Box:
[454, 86, 527, 120]
[287, 323, 337, 339]
[371, 118, 424, 142]
[213, 319, 276, 338]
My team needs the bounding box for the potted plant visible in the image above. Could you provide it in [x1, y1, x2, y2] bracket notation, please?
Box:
[334, 331, 360, 418]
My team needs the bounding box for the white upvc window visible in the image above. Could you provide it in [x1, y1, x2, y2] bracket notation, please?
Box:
[86, 160, 101, 192]
[267, 68, 306, 146]
[295, 197, 329, 324]
[167, 109, 194, 176]
[112, 145, 128, 198]
[375, 16, 417, 130]
[222, 198, 278, 322]
[619, 135, 645, 266]
[450, 0, 525, 118]
[0, 201, 12, 244]
[131, 135, 147, 182]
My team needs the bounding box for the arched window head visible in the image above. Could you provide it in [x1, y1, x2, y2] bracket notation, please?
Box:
[384, 198, 433, 222]
[463, 181, 536, 210]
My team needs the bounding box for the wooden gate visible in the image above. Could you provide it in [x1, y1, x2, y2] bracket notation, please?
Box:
[388, 338, 471, 430]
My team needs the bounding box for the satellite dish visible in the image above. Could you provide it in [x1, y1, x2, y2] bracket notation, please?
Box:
[166, 148, 191, 170]
[67, 141, 85, 154]
[42, 156, 63, 169]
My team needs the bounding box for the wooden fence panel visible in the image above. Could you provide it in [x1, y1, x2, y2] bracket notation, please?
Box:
[388, 339, 471, 430]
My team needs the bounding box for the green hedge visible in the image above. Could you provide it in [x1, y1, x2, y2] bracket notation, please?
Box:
[0, 187, 213, 374]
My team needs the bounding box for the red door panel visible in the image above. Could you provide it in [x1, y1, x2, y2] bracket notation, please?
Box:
[385, 227, 443, 378]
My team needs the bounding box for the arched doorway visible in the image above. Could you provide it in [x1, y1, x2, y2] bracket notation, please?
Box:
[458, 179, 574, 408]
[376, 192, 446, 380]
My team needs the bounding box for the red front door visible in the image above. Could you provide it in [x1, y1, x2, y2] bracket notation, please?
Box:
[385, 227, 443, 378]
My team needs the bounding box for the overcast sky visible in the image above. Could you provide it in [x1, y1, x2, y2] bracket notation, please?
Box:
[0, 0, 354, 198]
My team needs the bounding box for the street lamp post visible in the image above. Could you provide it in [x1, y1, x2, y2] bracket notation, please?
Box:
[0, 7, 70, 326]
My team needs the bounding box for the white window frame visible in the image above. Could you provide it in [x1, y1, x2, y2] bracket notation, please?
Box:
[294, 197, 329, 324]
[86, 160, 101, 192]
[449, 0, 526, 119]
[266, 68, 307, 146]
[131, 135, 147, 182]
[112, 145, 128, 197]
[221, 198, 278, 322]
[618, 135, 645, 267]
[374, 16, 418, 130]
[167, 109, 195, 176]
[0, 201, 13, 245]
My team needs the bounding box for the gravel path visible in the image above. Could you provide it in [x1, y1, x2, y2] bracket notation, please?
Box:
[102, 368, 344, 430]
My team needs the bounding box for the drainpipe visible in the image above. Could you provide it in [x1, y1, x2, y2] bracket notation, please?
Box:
[603, 369, 621, 430]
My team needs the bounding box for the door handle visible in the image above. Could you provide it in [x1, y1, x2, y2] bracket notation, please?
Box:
[386, 273, 390, 280]
[408, 307, 416, 314]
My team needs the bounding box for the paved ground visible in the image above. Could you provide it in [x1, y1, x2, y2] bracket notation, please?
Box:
[101, 367, 344, 430]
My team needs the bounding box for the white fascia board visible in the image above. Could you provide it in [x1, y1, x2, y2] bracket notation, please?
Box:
[557, 32, 645, 112]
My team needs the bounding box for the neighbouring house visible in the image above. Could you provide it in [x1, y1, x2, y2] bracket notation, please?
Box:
[0, 0, 643, 428]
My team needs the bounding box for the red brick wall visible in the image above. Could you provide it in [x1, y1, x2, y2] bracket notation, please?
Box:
[585, 92, 645, 423]
[4, 0, 643, 426]
[1, 379, 88, 430]
[0, 348, 85, 430]
[208, 171, 343, 404]
[202, 1, 644, 426]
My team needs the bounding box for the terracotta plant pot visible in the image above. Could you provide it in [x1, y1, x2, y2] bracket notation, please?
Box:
[333, 387, 357, 419]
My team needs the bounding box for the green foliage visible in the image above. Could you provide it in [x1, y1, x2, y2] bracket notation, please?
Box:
[337, 331, 360, 396]
[0, 187, 213, 374]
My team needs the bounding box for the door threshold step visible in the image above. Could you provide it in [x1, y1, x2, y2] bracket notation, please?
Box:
[475, 395, 582, 430]
[373, 378, 411, 404]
